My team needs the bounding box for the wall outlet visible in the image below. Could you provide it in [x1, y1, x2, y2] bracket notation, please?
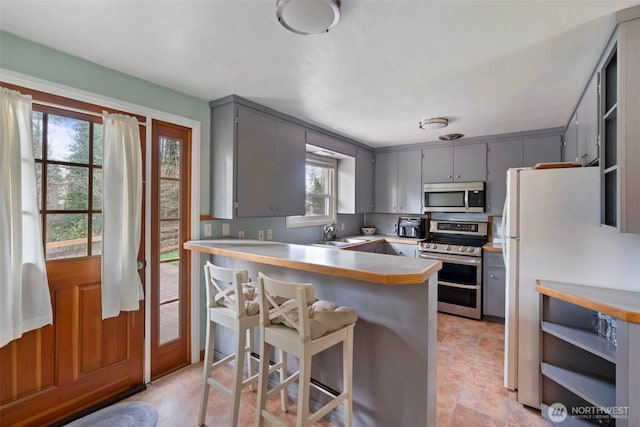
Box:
[267, 229, 273, 240]
[222, 223, 230, 236]
[238, 230, 245, 238]
[258, 230, 264, 240]
[203, 223, 212, 237]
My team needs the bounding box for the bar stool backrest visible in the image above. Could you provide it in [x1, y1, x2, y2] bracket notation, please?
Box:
[257, 272, 315, 342]
[204, 261, 250, 318]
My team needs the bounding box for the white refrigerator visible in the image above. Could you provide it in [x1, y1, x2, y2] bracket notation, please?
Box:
[501, 166, 640, 408]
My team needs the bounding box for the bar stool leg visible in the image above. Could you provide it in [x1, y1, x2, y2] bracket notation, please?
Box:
[256, 335, 270, 427]
[297, 352, 312, 427]
[246, 328, 256, 392]
[343, 327, 354, 427]
[278, 349, 288, 412]
[230, 324, 246, 427]
[198, 321, 215, 426]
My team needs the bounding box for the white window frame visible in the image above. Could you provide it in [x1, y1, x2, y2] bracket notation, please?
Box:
[286, 153, 337, 228]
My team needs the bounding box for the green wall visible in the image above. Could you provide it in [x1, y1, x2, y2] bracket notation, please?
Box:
[0, 31, 211, 211]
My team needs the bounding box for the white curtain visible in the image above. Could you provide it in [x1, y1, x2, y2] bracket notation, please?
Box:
[101, 112, 143, 319]
[0, 88, 52, 347]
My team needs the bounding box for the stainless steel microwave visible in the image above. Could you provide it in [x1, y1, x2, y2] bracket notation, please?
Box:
[423, 182, 486, 213]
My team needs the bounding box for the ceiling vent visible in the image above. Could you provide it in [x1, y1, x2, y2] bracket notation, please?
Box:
[438, 133, 464, 141]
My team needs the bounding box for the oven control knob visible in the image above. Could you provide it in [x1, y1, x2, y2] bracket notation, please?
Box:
[459, 246, 466, 252]
[432, 244, 437, 249]
[467, 247, 475, 253]
[446, 245, 451, 251]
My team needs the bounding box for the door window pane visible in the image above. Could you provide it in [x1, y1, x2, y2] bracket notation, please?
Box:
[160, 220, 180, 256]
[46, 165, 88, 210]
[93, 123, 103, 165]
[160, 179, 180, 219]
[46, 213, 88, 259]
[160, 137, 181, 178]
[159, 301, 180, 344]
[35, 163, 42, 210]
[32, 111, 43, 159]
[92, 214, 102, 255]
[47, 114, 90, 164]
[93, 169, 103, 210]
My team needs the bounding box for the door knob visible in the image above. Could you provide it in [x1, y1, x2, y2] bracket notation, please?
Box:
[137, 260, 147, 270]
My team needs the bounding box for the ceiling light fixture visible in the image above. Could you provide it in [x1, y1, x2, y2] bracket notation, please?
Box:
[276, 0, 341, 35]
[418, 117, 448, 130]
[439, 133, 464, 141]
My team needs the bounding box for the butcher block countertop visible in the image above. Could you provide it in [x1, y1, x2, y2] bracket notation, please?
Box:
[184, 239, 441, 286]
[536, 280, 640, 323]
[483, 242, 503, 253]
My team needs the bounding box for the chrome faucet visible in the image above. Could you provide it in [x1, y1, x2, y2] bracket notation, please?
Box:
[323, 223, 337, 241]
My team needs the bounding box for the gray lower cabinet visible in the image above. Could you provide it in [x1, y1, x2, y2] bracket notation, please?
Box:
[482, 252, 505, 318]
[385, 242, 417, 257]
[539, 285, 640, 427]
[374, 149, 422, 214]
[422, 144, 487, 183]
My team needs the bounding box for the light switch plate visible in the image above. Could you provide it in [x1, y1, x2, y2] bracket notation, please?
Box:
[258, 230, 264, 240]
[267, 229, 273, 240]
[222, 223, 230, 236]
[238, 230, 245, 238]
[203, 223, 212, 237]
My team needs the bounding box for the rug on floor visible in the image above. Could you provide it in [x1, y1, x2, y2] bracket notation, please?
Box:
[64, 401, 158, 427]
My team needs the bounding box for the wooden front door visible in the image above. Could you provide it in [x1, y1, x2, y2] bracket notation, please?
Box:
[0, 92, 146, 426]
[150, 120, 191, 379]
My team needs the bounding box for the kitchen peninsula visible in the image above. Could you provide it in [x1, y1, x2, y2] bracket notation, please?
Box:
[184, 239, 442, 427]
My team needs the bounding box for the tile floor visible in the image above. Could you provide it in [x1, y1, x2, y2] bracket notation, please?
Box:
[123, 313, 551, 426]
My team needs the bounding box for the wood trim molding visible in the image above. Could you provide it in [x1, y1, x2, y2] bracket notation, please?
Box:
[536, 280, 640, 323]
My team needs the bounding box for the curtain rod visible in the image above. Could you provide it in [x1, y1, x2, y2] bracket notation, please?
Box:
[34, 100, 148, 126]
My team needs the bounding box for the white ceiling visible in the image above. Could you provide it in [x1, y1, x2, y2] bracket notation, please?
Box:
[1, 0, 639, 148]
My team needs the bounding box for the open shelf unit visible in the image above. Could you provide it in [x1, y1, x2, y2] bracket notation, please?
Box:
[537, 280, 640, 427]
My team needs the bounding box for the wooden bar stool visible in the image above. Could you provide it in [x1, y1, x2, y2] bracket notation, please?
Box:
[198, 262, 286, 427]
[255, 272, 357, 427]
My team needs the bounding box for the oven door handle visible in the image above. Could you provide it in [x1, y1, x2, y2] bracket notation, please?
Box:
[419, 253, 481, 266]
[438, 281, 480, 290]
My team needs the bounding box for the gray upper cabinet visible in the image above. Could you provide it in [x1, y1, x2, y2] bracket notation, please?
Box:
[397, 150, 423, 213]
[237, 107, 306, 217]
[274, 120, 306, 216]
[576, 72, 600, 166]
[374, 149, 422, 213]
[600, 13, 640, 233]
[422, 146, 453, 182]
[523, 135, 561, 167]
[374, 152, 398, 213]
[486, 139, 523, 214]
[422, 144, 487, 183]
[236, 106, 277, 217]
[563, 112, 578, 162]
[210, 101, 305, 218]
[355, 147, 374, 213]
[306, 131, 357, 157]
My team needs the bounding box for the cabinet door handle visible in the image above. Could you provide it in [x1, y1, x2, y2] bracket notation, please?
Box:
[456, 174, 461, 178]
[489, 274, 495, 279]
[447, 175, 452, 179]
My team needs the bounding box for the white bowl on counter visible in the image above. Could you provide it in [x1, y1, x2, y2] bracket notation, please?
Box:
[361, 227, 376, 235]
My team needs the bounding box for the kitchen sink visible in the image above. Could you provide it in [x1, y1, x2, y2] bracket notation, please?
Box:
[311, 237, 368, 248]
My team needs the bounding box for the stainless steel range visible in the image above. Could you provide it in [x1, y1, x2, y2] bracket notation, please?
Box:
[418, 220, 488, 319]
